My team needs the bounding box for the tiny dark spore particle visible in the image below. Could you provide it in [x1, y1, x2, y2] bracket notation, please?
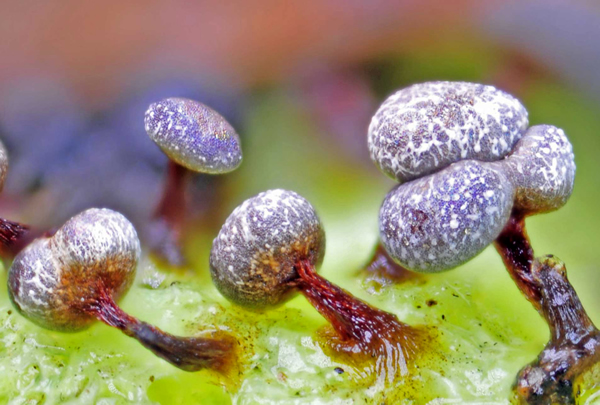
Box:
[426, 299, 437, 307]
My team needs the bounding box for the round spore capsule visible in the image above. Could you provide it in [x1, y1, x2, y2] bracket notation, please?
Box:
[368, 81, 528, 183]
[144, 97, 242, 174]
[0, 139, 8, 192]
[210, 189, 325, 308]
[501, 125, 576, 214]
[379, 160, 514, 272]
[8, 208, 140, 331]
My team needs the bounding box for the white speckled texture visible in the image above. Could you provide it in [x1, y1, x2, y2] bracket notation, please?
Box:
[8, 208, 141, 332]
[144, 97, 242, 174]
[500, 125, 576, 214]
[368, 81, 528, 183]
[372, 82, 577, 273]
[380, 160, 514, 273]
[210, 189, 325, 309]
[0, 138, 8, 192]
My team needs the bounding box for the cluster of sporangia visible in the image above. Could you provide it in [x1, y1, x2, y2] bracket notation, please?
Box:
[2, 82, 598, 404]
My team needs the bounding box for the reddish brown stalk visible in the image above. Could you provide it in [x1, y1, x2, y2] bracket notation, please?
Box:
[494, 211, 600, 404]
[493, 211, 540, 306]
[149, 161, 191, 266]
[0, 217, 30, 258]
[515, 257, 600, 405]
[154, 161, 190, 227]
[85, 285, 237, 375]
[296, 260, 425, 381]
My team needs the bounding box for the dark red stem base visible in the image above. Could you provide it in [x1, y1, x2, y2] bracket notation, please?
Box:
[296, 260, 426, 382]
[493, 211, 539, 305]
[495, 211, 600, 404]
[363, 242, 423, 283]
[148, 161, 191, 266]
[0, 217, 30, 258]
[85, 286, 237, 375]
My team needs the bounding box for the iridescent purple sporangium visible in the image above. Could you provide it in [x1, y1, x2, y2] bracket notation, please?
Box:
[371, 81, 575, 273]
[145, 97, 242, 174]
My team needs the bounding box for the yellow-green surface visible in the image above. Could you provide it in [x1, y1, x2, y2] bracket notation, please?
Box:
[1, 67, 600, 404]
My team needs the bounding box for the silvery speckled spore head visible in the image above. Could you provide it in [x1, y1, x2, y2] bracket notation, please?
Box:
[144, 97, 242, 174]
[368, 81, 528, 183]
[210, 189, 325, 309]
[501, 125, 576, 214]
[0, 139, 8, 192]
[8, 208, 141, 332]
[380, 160, 514, 273]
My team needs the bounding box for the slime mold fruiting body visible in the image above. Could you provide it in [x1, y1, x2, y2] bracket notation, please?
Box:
[8, 208, 237, 374]
[368, 83, 574, 274]
[144, 97, 243, 266]
[369, 80, 596, 403]
[211, 189, 425, 381]
[0, 139, 29, 252]
[0, 139, 8, 189]
[145, 98, 242, 175]
[380, 159, 514, 272]
[500, 125, 576, 215]
[368, 81, 528, 183]
[378, 124, 575, 274]
[210, 189, 325, 308]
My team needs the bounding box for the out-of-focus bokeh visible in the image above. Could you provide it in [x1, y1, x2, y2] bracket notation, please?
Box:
[1, 0, 600, 402]
[2, 0, 599, 274]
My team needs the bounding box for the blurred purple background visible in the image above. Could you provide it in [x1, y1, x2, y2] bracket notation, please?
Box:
[0, 0, 599, 244]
